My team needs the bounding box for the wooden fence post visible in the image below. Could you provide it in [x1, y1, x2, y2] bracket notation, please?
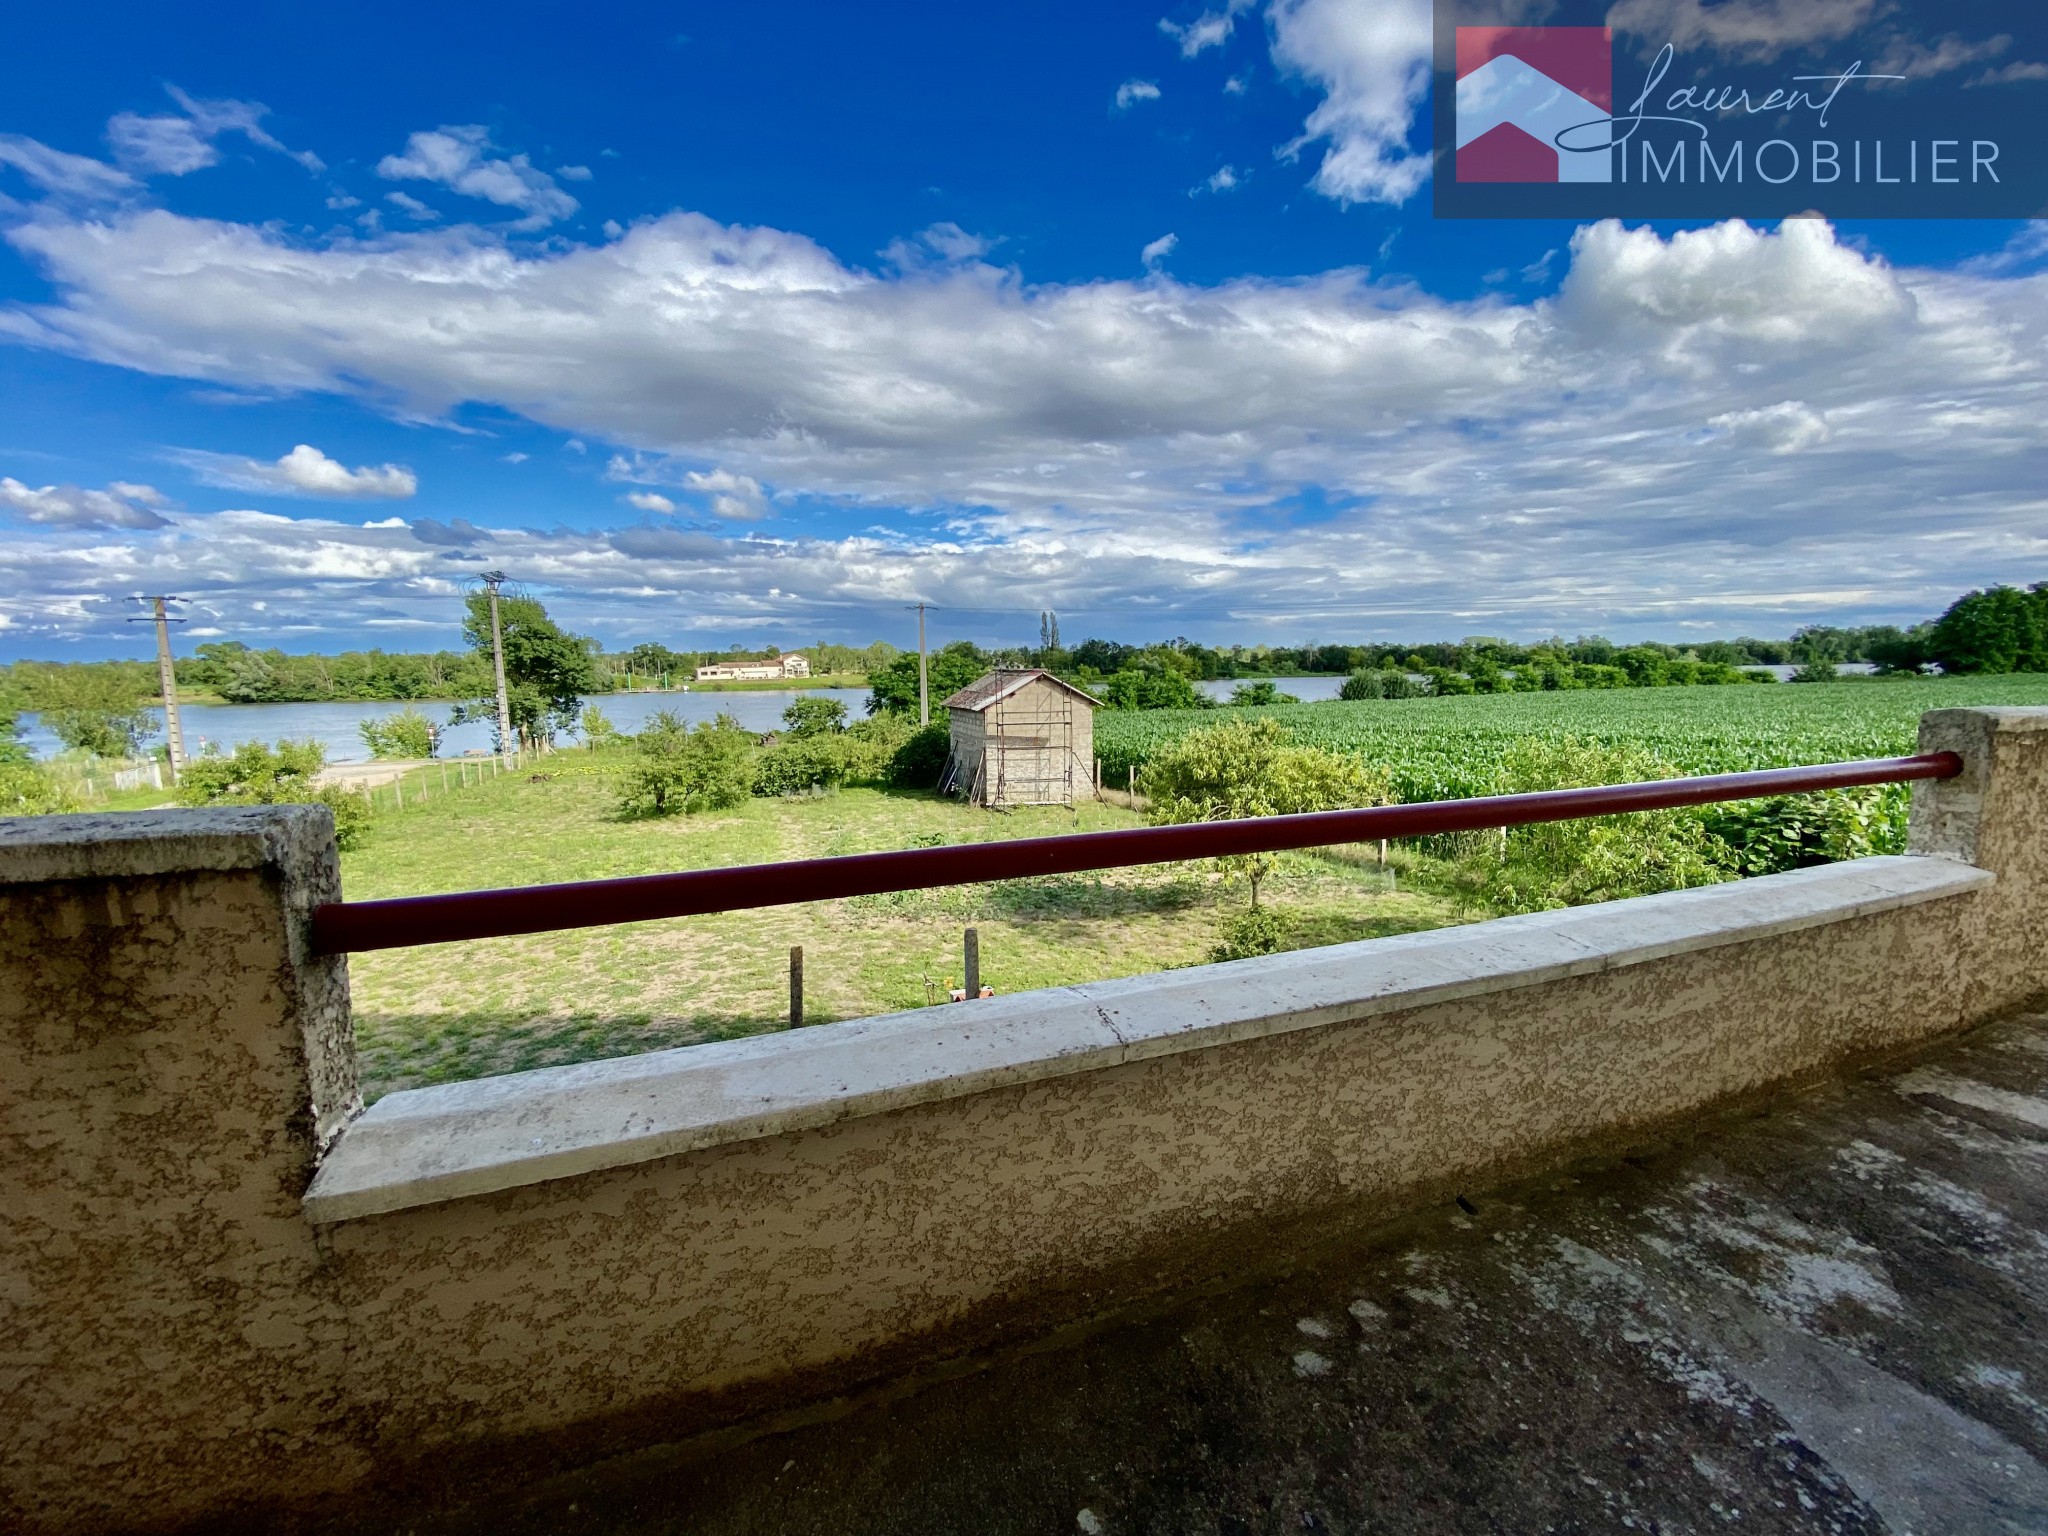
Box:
[789, 945, 804, 1029]
[964, 927, 980, 999]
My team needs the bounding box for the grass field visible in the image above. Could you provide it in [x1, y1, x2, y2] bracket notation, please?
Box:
[339, 752, 1467, 1100]
[1095, 675, 2048, 800]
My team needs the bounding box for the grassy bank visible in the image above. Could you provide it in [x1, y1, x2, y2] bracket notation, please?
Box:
[338, 750, 1467, 1100]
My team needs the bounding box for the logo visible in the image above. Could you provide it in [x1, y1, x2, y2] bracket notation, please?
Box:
[1455, 27, 1613, 183]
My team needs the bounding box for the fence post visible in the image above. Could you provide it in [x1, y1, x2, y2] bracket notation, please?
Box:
[964, 927, 980, 999]
[789, 945, 803, 1028]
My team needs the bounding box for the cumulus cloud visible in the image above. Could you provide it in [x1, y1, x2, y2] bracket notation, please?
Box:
[1160, 1, 1255, 57]
[625, 490, 677, 513]
[0, 477, 170, 529]
[385, 190, 439, 221]
[1268, 0, 1433, 205]
[1140, 231, 1179, 266]
[1114, 79, 1163, 109]
[1194, 165, 1242, 194]
[0, 196, 2043, 643]
[173, 444, 419, 499]
[1605, 0, 1878, 61]
[376, 125, 578, 228]
[409, 517, 487, 547]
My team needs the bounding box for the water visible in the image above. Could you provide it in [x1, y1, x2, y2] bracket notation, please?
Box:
[1194, 676, 1349, 704]
[16, 687, 875, 763]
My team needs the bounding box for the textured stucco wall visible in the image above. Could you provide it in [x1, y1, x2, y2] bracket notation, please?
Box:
[2, 710, 2044, 1534]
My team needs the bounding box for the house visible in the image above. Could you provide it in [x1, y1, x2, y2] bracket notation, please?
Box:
[694, 653, 812, 682]
[939, 668, 1099, 807]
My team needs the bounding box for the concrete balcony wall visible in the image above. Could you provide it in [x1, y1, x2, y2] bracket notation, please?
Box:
[2, 707, 2044, 1534]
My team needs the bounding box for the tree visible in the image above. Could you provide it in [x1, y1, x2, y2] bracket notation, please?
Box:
[781, 696, 848, 737]
[358, 707, 444, 759]
[455, 591, 598, 747]
[1928, 585, 2048, 675]
[1229, 680, 1287, 707]
[578, 704, 619, 749]
[29, 668, 154, 758]
[175, 740, 368, 850]
[867, 641, 989, 716]
[1140, 718, 1389, 955]
[615, 711, 755, 816]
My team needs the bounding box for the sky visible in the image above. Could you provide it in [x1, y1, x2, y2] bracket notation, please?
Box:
[0, 0, 2043, 661]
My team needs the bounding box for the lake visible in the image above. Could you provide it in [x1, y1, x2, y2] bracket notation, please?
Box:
[16, 675, 1355, 762]
[17, 687, 877, 763]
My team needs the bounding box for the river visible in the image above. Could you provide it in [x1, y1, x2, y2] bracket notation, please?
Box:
[15, 675, 1352, 762]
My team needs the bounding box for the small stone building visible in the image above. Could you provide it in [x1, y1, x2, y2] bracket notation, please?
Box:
[939, 669, 1100, 807]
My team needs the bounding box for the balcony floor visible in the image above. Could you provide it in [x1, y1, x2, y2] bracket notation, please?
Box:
[420, 1012, 2048, 1536]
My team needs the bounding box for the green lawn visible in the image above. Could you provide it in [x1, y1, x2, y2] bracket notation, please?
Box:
[339, 751, 1469, 1099]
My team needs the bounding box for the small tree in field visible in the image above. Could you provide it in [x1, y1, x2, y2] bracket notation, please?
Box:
[616, 711, 755, 816]
[1139, 718, 1389, 956]
[781, 696, 848, 737]
[176, 739, 367, 849]
[358, 706, 443, 759]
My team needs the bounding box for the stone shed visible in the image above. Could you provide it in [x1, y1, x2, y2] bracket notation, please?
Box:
[939, 668, 1100, 807]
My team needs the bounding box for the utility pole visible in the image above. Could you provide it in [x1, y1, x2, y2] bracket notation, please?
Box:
[480, 571, 514, 760]
[907, 602, 931, 725]
[128, 596, 187, 785]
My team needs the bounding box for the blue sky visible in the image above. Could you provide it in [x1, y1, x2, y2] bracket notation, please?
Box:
[1, 0, 2043, 660]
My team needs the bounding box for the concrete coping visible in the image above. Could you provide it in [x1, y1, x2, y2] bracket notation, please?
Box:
[0, 805, 335, 886]
[304, 854, 1992, 1224]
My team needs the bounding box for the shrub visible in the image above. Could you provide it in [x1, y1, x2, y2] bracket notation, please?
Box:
[175, 739, 366, 850]
[1701, 788, 1904, 876]
[578, 703, 619, 749]
[1788, 660, 1838, 684]
[358, 706, 443, 759]
[753, 735, 848, 797]
[30, 667, 154, 758]
[841, 713, 914, 781]
[0, 761, 74, 815]
[1458, 737, 1722, 913]
[615, 711, 755, 816]
[887, 722, 952, 789]
[781, 696, 848, 737]
[1229, 680, 1282, 707]
[1141, 717, 1390, 910]
[1339, 669, 1424, 701]
[1211, 905, 1284, 962]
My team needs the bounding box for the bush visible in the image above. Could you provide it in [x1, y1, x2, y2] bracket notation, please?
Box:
[1701, 788, 1905, 876]
[1788, 660, 1838, 684]
[1339, 669, 1424, 701]
[753, 735, 848, 797]
[887, 722, 952, 789]
[30, 667, 154, 758]
[174, 739, 366, 850]
[841, 713, 914, 781]
[781, 696, 848, 737]
[0, 761, 74, 815]
[578, 703, 618, 748]
[1229, 680, 1286, 707]
[615, 711, 755, 816]
[358, 706, 443, 759]
[1211, 905, 1284, 962]
[1141, 717, 1389, 911]
[1458, 737, 1722, 913]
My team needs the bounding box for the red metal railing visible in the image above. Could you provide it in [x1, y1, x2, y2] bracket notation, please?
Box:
[308, 751, 1961, 955]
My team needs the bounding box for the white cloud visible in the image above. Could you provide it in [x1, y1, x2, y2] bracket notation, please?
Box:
[1268, 0, 1433, 205]
[1706, 401, 1833, 454]
[173, 444, 419, 499]
[1114, 80, 1163, 109]
[1194, 165, 1242, 194]
[0, 135, 134, 199]
[557, 164, 593, 181]
[0, 477, 170, 529]
[1223, 72, 1251, 94]
[1160, 1, 1255, 57]
[625, 491, 677, 513]
[683, 469, 769, 520]
[1971, 60, 2048, 85]
[105, 89, 323, 177]
[385, 190, 440, 221]
[376, 125, 578, 228]
[1140, 232, 1179, 267]
[1, 199, 2044, 643]
[1604, 0, 1877, 61]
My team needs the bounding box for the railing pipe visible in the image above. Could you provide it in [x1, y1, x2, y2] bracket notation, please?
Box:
[310, 752, 1961, 955]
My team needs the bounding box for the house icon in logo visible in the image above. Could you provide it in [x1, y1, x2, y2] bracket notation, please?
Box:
[1455, 27, 1613, 183]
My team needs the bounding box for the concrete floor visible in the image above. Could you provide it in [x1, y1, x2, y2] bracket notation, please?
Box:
[407, 1013, 2048, 1536]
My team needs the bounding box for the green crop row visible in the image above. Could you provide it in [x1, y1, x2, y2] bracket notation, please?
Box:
[1093, 675, 2048, 805]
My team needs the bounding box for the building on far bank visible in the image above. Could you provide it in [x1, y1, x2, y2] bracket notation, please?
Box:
[694, 654, 811, 682]
[940, 668, 1099, 808]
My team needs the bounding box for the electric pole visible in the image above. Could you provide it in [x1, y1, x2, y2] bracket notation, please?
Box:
[907, 602, 931, 725]
[480, 571, 514, 759]
[128, 596, 187, 785]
